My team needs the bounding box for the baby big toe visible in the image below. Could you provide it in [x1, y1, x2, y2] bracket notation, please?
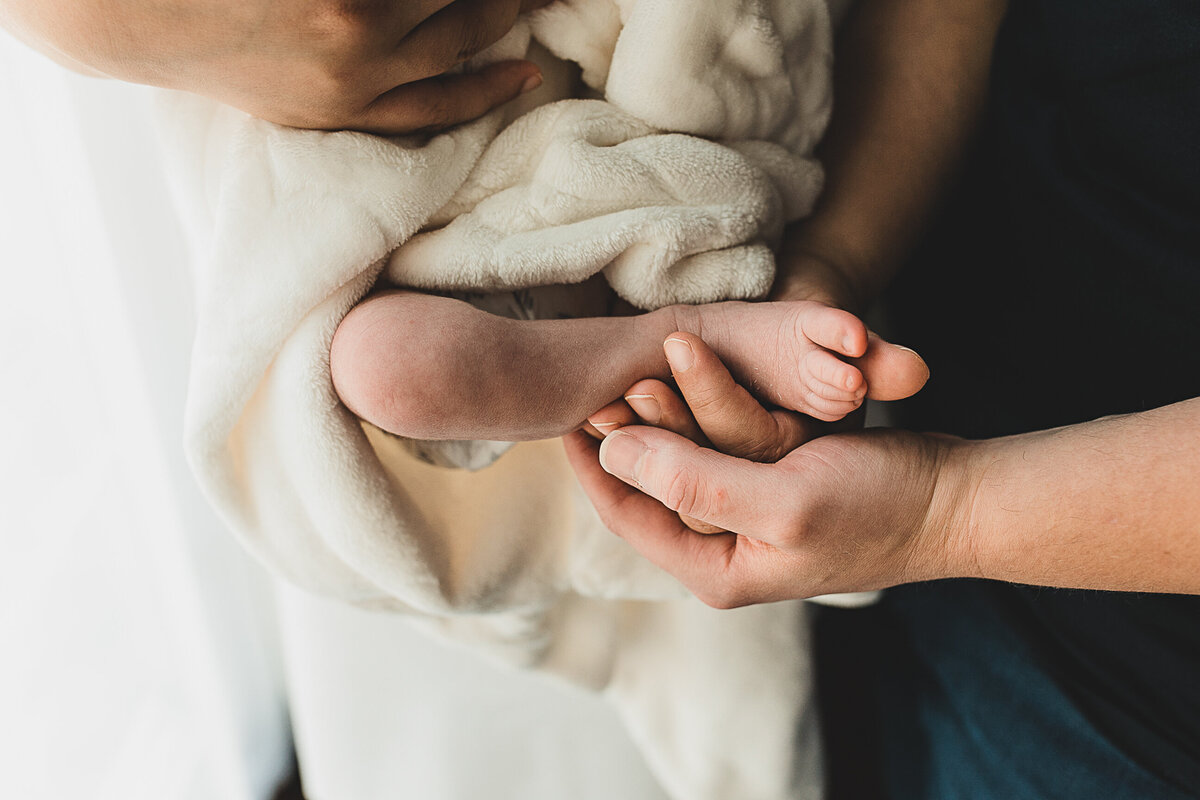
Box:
[800, 303, 870, 358]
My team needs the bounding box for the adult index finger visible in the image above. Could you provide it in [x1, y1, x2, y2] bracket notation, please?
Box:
[591, 381, 721, 533]
[664, 333, 815, 462]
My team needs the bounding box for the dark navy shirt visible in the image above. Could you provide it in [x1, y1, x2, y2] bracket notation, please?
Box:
[861, 0, 1200, 796]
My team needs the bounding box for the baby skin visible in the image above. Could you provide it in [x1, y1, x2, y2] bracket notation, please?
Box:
[330, 290, 929, 445]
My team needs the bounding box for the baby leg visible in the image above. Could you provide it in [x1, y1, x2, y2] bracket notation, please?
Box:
[330, 289, 683, 441]
[330, 291, 928, 443]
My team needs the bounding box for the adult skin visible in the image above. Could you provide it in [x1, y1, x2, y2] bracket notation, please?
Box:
[566, 0, 1200, 606]
[0, 0, 549, 133]
[566, 337, 1200, 606]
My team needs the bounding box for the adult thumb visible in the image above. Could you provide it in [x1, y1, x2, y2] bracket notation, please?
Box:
[598, 427, 785, 534]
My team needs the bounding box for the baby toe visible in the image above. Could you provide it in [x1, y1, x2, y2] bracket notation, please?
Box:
[802, 393, 862, 422]
[804, 349, 865, 400]
[798, 302, 870, 358]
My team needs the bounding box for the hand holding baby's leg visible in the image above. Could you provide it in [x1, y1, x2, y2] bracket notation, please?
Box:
[586, 334, 843, 533]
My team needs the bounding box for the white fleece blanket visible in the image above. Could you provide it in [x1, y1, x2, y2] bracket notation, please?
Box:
[159, 2, 834, 798]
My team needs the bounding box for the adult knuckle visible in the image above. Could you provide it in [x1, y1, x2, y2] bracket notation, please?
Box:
[318, 61, 362, 95]
[735, 433, 782, 463]
[456, 1, 521, 62]
[685, 382, 732, 418]
[455, 18, 494, 62]
[311, 0, 387, 40]
[664, 465, 706, 519]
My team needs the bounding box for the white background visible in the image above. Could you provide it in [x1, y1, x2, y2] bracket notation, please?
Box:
[0, 28, 670, 800]
[0, 30, 292, 800]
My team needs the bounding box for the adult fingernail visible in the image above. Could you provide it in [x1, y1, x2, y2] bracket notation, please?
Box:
[664, 337, 694, 372]
[520, 72, 543, 94]
[599, 431, 648, 485]
[624, 393, 661, 424]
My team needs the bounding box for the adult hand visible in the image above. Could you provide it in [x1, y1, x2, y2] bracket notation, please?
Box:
[586, 332, 838, 460]
[565, 336, 973, 607]
[585, 330, 838, 533]
[1, 0, 550, 133]
[583, 301, 907, 530]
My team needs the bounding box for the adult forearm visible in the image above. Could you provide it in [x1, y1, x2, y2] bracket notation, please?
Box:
[0, 0, 180, 83]
[779, 0, 1008, 308]
[941, 398, 1200, 594]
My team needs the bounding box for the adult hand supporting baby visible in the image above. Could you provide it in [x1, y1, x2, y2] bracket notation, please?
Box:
[563, 335, 972, 607]
[568, 331, 1200, 603]
[0, 0, 549, 133]
[582, 329, 839, 535]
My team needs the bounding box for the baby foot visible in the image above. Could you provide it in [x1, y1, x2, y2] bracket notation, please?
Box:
[675, 300, 929, 421]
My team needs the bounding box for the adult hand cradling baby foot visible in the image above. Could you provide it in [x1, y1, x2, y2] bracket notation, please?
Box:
[568, 331, 962, 605]
[581, 260, 929, 535]
[0, 0, 549, 133]
[568, 326, 955, 606]
[584, 329, 852, 534]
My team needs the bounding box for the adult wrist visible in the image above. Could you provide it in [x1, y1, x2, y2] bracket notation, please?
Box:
[910, 433, 989, 583]
[770, 250, 868, 313]
[772, 224, 880, 314]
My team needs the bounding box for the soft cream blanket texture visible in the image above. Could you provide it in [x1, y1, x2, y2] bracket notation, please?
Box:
[159, 2, 834, 798]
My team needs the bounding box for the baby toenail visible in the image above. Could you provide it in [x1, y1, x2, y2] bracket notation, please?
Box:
[664, 338, 695, 372]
